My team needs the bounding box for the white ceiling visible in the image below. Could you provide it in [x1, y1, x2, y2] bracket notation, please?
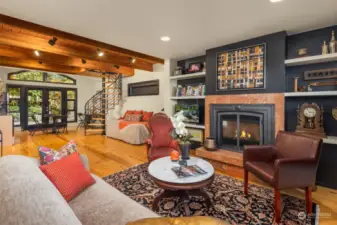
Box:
[1, 0, 337, 60]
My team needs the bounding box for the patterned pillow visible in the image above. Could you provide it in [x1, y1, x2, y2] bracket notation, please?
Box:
[124, 114, 143, 122]
[38, 140, 78, 165]
[59, 140, 78, 154]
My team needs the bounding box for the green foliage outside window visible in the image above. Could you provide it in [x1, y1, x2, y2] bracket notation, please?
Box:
[46, 73, 75, 84]
[9, 71, 43, 81]
[8, 71, 75, 85]
[8, 88, 20, 99]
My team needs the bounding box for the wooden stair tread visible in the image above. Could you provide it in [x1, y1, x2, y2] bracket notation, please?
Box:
[87, 124, 104, 126]
[86, 129, 104, 132]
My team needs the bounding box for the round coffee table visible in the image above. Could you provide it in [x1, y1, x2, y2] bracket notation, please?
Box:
[148, 156, 215, 215]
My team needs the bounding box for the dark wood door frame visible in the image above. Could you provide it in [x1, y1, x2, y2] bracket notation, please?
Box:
[7, 84, 77, 130]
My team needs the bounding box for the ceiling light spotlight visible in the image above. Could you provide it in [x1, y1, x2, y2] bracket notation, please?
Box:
[160, 36, 171, 42]
[34, 50, 40, 56]
[269, 0, 283, 3]
[81, 59, 87, 64]
[129, 57, 136, 64]
[97, 48, 104, 57]
[48, 37, 58, 46]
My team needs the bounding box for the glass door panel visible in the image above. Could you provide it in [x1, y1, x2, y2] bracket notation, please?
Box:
[66, 90, 76, 122]
[47, 90, 62, 123]
[27, 89, 43, 125]
[8, 87, 21, 126]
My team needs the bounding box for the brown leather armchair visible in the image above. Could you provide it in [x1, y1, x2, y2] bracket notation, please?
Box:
[146, 113, 180, 162]
[243, 131, 322, 223]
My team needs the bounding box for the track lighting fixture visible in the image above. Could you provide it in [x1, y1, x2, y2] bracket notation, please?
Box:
[113, 65, 120, 69]
[48, 37, 58, 46]
[82, 59, 87, 64]
[129, 57, 136, 64]
[97, 48, 104, 57]
[34, 50, 40, 56]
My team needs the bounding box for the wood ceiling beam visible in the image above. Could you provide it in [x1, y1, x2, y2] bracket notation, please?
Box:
[0, 44, 134, 76]
[0, 56, 97, 76]
[0, 14, 164, 65]
[0, 28, 153, 72]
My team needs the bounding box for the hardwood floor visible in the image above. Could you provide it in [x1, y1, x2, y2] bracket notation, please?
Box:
[3, 128, 337, 224]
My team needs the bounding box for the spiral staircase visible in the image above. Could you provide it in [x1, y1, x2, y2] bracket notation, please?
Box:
[84, 74, 122, 135]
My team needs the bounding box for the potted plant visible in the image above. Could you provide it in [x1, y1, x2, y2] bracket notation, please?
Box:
[170, 111, 193, 160]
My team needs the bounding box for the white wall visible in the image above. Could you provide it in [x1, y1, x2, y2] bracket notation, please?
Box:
[121, 63, 168, 114]
[0, 66, 102, 123]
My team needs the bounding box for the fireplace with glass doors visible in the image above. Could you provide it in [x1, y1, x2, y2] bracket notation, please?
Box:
[210, 104, 275, 152]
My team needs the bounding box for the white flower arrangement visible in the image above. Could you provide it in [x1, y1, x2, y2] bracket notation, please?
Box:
[170, 111, 192, 144]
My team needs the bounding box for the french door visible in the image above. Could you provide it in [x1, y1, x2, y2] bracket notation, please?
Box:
[7, 85, 77, 130]
[26, 88, 63, 127]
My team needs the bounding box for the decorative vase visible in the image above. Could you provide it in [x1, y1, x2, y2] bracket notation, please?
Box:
[179, 142, 191, 160]
[204, 137, 217, 151]
[170, 150, 180, 162]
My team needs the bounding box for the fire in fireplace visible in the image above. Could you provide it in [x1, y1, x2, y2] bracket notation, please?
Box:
[210, 104, 275, 152]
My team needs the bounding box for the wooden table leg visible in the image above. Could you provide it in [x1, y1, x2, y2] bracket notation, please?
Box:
[188, 189, 212, 207]
[152, 190, 179, 212]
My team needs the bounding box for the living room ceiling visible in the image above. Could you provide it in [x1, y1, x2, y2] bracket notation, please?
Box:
[0, 0, 336, 60]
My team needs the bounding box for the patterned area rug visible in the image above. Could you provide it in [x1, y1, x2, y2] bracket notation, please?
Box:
[103, 163, 318, 225]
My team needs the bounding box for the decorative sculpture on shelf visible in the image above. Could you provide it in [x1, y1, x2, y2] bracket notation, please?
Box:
[295, 103, 326, 138]
[329, 31, 336, 54]
[322, 41, 329, 55]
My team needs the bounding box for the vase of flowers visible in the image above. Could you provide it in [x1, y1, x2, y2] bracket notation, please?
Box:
[170, 111, 193, 160]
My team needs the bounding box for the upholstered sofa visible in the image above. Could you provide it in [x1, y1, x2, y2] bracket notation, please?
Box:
[0, 155, 158, 225]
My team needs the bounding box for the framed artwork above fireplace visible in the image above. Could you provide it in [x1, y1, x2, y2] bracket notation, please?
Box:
[216, 43, 266, 91]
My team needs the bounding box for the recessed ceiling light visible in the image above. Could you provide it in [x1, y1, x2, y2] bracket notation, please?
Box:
[34, 50, 40, 56]
[269, 0, 283, 3]
[97, 48, 104, 57]
[160, 36, 171, 42]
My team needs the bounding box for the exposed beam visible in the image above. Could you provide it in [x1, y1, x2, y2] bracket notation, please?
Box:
[0, 14, 164, 65]
[0, 56, 92, 76]
[0, 28, 153, 72]
[0, 44, 134, 76]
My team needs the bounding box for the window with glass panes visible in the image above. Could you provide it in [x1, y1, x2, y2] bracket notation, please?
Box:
[8, 87, 21, 126]
[66, 90, 77, 122]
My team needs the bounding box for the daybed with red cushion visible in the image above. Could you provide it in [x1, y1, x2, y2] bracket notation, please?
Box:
[106, 110, 153, 145]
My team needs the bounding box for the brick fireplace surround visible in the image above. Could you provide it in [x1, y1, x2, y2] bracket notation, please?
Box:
[196, 93, 285, 181]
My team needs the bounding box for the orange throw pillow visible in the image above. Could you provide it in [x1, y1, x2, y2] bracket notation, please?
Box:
[122, 110, 135, 119]
[40, 152, 96, 202]
[134, 110, 143, 115]
[143, 111, 154, 121]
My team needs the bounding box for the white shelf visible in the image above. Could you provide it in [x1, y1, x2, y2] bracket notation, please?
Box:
[170, 96, 205, 100]
[285, 53, 337, 67]
[285, 91, 337, 97]
[185, 123, 205, 129]
[169, 72, 206, 80]
[323, 136, 337, 145]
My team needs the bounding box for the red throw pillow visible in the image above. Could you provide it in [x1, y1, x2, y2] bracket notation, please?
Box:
[134, 110, 143, 115]
[40, 152, 95, 202]
[143, 111, 154, 121]
[122, 110, 135, 119]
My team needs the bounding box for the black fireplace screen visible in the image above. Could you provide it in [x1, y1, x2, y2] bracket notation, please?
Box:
[220, 113, 262, 150]
[210, 104, 275, 152]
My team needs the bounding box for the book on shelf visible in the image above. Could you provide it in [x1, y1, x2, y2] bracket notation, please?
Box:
[171, 165, 207, 178]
